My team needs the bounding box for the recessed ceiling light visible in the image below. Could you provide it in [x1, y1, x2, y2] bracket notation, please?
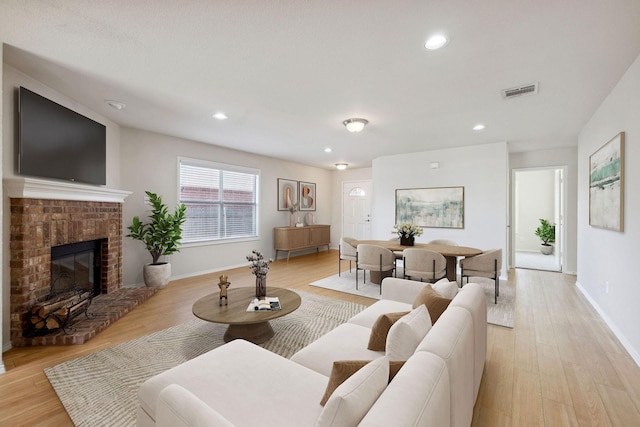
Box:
[324, 147, 332, 153]
[105, 100, 126, 110]
[212, 112, 228, 120]
[424, 34, 449, 50]
[473, 124, 486, 131]
[335, 163, 348, 170]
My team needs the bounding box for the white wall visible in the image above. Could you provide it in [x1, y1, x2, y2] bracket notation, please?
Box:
[514, 169, 556, 251]
[120, 127, 333, 285]
[510, 147, 578, 273]
[578, 53, 640, 364]
[371, 142, 509, 278]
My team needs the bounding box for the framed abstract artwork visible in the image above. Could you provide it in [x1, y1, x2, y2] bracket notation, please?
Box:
[277, 178, 298, 211]
[299, 181, 316, 211]
[395, 186, 464, 229]
[589, 132, 624, 231]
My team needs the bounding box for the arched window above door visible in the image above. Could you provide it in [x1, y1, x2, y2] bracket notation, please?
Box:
[349, 187, 366, 197]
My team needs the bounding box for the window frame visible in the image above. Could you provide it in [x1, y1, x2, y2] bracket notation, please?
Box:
[178, 157, 260, 245]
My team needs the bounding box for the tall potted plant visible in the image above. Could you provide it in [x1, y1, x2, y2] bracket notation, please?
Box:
[127, 191, 187, 288]
[534, 218, 556, 255]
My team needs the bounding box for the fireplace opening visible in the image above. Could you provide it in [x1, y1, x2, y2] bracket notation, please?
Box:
[51, 240, 102, 297]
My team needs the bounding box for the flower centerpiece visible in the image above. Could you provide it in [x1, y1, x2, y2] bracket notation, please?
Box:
[247, 250, 272, 297]
[392, 222, 423, 246]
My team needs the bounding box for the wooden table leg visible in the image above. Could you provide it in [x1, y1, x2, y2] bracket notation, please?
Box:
[445, 256, 457, 282]
[224, 321, 274, 344]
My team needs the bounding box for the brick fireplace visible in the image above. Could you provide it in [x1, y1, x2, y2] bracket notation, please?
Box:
[6, 178, 156, 346]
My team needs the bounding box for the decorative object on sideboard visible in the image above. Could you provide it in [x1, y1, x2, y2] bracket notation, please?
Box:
[287, 198, 299, 227]
[218, 275, 231, 306]
[304, 212, 314, 225]
[396, 186, 464, 229]
[247, 250, 272, 298]
[392, 223, 423, 246]
[127, 191, 187, 288]
[589, 132, 624, 232]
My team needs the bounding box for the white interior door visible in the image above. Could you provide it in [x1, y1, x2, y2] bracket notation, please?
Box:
[342, 180, 372, 240]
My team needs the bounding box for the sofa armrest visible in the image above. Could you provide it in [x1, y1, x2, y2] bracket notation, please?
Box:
[157, 384, 236, 427]
[381, 278, 425, 304]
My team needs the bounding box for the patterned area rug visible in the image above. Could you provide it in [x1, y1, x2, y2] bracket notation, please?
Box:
[310, 273, 515, 328]
[44, 290, 366, 427]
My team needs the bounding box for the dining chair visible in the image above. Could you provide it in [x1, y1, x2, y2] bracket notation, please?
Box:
[338, 237, 358, 276]
[402, 248, 447, 283]
[460, 248, 502, 303]
[356, 244, 395, 293]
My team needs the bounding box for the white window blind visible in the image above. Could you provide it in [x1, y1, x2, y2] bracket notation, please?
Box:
[179, 159, 259, 243]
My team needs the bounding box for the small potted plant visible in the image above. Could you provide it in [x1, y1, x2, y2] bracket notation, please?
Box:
[127, 191, 187, 288]
[534, 218, 556, 255]
[392, 222, 423, 246]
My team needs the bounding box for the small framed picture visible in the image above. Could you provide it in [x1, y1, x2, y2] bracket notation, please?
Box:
[299, 181, 316, 211]
[277, 178, 298, 211]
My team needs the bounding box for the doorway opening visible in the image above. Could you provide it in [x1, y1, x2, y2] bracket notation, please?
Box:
[512, 167, 565, 272]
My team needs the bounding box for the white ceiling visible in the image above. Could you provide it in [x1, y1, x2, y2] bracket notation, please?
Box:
[2, 1, 640, 170]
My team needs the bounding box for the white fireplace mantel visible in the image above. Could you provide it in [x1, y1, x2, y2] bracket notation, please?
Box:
[3, 177, 131, 203]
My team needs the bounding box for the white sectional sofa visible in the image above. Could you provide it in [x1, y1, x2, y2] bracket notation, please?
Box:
[136, 277, 487, 427]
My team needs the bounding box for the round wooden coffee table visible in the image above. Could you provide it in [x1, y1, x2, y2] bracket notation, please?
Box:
[192, 287, 301, 344]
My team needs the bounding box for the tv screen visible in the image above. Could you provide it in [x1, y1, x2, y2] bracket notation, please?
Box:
[18, 86, 106, 186]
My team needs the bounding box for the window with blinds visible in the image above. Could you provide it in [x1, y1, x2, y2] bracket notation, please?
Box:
[179, 158, 259, 243]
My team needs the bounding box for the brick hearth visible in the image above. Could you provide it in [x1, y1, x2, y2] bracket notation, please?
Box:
[9, 196, 147, 346]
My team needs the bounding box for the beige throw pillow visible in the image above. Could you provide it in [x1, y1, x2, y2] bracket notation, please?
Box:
[316, 356, 390, 426]
[367, 311, 410, 351]
[385, 304, 432, 361]
[432, 278, 459, 299]
[320, 360, 407, 406]
[412, 285, 452, 324]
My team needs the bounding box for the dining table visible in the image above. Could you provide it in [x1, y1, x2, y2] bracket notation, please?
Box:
[352, 240, 483, 282]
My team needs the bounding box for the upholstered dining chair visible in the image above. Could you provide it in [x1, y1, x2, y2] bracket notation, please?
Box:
[356, 244, 395, 293]
[402, 248, 447, 283]
[338, 237, 358, 276]
[460, 248, 502, 304]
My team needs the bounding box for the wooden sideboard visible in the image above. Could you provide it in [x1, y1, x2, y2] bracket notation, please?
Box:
[274, 225, 331, 261]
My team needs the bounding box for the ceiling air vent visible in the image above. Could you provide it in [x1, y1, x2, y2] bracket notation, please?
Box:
[502, 82, 538, 99]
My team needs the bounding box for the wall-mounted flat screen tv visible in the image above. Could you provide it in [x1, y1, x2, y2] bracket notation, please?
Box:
[18, 86, 106, 186]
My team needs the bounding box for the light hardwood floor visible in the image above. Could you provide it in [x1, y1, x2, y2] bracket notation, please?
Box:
[1, 250, 639, 426]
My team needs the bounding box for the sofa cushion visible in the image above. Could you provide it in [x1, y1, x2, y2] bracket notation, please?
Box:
[290, 323, 383, 377]
[156, 384, 235, 427]
[316, 356, 390, 427]
[386, 304, 431, 361]
[412, 285, 452, 324]
[367, 311, 409, 351]
[137, 339, 327, 427]
[433, 278, 459, 299]
[320, 360, 406, 406]
[348, 300, 413, 329]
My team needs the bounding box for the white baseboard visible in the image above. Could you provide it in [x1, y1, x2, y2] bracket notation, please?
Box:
[575, 280, 640, 367]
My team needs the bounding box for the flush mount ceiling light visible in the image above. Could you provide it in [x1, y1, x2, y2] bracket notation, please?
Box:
[105, 100, 126, 110]
[324, 147, 332, 153]
[335, 163, 348, 170]
[473, 124, 486, 131]
[212, 112, 228, 120]
[342, 118, 368, 133]
[424, 34, 449, 50]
